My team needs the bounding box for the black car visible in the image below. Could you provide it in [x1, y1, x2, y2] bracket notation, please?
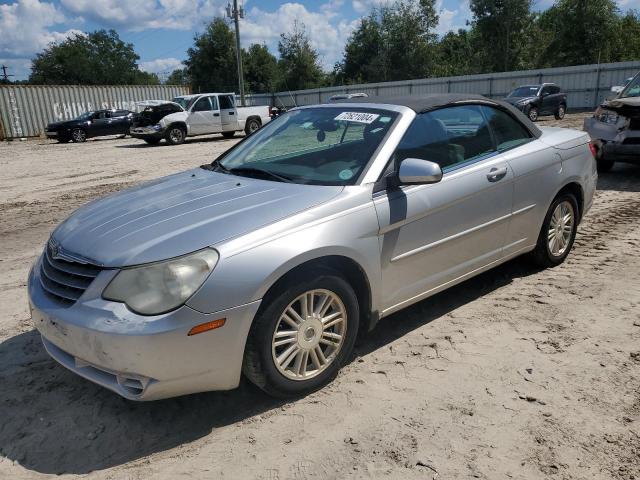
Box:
[503, 83, 567, 122]
[45, 109, 134, 143]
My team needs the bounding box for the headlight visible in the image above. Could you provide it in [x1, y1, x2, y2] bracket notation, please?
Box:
[152, 124, 162, 131]
[103, 249, 219, 315]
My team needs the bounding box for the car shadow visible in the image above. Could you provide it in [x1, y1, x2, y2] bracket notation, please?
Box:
[0, 257, 539, 475]
[116, 135, 244, 149]
[596, 163, 640, 193]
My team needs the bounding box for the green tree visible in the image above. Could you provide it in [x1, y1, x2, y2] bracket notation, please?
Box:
[184, 18, 237, 93]
[277, 21, 325, 91]
[165, 68, 190, 86]
[434, 29, 479, 77]
[611, 10, 640, 62]
[338, 0, 439, 84]
[537, 0, 619, 66]
[469, 0, 533, 72]
[243, 44, 279, 93]
[29, 30, 155, 85]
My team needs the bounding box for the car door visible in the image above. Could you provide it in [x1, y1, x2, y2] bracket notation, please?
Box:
[110, 110, 131, 134]
[540, 86, 555, 114]
[188, 96, 220, 135]
[374, 105, 515, 314]
[90, 111, 111, 137]
[219, 94, 237, 132]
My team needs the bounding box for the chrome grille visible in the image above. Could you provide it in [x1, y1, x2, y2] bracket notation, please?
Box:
[39, 245, 102, 306]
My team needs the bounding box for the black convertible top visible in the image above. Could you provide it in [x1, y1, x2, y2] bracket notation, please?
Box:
[343, 93, 542, 138]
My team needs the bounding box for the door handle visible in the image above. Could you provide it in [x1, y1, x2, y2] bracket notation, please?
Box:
[486, 166, 508, 182]
[228, 112, 234, 115]
[213, 113, 220, 117]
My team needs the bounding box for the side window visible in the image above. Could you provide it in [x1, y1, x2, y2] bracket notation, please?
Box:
[114, 110, 128, 117]
[481, 106, 532, 151]
[192, 97, 212, 112]
[394, 105, 495, 170]
[209, 96, 219, 110]
[541, 86, 552, 96]
[219, 95, 235, 109]
[95, 111, 107, 119]
[549, 86, 560, 94]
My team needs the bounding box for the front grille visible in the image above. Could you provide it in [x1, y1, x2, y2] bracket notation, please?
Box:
[39, 246, 102, 306]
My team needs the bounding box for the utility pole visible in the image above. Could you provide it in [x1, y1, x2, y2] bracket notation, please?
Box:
[1, 65, 15, 82]
[226, 1, 246, 106]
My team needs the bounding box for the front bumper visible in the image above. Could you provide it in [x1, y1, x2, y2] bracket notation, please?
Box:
[584, 117, 640, 163]
[28, 254, 261, 400]
[130, 126, 165, 140]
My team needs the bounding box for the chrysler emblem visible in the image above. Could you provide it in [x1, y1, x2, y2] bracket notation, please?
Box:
[48, 239, 60, 259]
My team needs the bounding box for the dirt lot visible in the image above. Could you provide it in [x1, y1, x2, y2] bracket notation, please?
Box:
[1, 113, 639, 480]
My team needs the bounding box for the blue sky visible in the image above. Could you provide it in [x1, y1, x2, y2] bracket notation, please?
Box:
[1, 0, 638, 81]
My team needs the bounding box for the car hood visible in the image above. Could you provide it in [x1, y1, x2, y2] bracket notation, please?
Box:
[504, 96, 536, 105]
[47, 120, 81, 129]
[52, 169, 343, 267]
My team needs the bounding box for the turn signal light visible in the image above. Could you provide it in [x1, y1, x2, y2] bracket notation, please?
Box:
[188, 318, 226, 336]
[588, 142, 598, 158]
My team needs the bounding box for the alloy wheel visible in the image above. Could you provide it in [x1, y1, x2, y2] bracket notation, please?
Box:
[248, 120, 260, 133]
[271, 289, 347, 381]
[169, 128, 184, 144]
[72, 129, 86, 142]
[547, 200, 574, 257]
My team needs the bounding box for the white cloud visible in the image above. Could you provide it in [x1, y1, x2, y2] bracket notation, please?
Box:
[351, 0, 392, 14]
[139, 57, 184, 73]
[60, 0, 226, 31]
[0, 0, 80, 58]
[435, 0, 470, 35]
[242, 3, 359, 70]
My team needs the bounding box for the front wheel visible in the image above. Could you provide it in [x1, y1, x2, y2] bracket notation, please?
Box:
[71, 128, 87, 143]
[527, 106, 539, 122]
[166, 126, 186, 145]
[554, 104, 566, 120]
[531, 193, 578, 268]
[243, 272, 359, 398]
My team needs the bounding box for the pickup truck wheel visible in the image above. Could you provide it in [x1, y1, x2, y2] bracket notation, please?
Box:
[245, 118, 261, 135]
[222, 131, 236, 139]
[527, 106, 539, 122]
[531, 193, 578, 268]
[71, 128, 87, 143]
[554, 104, 566, 120]
[143, 138, 161, 145]
[243, 272, 359, 398]
[166, 126, 186, 145]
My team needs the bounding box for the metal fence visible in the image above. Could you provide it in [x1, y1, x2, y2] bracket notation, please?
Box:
[0, 84, 190, 139]
[243, 61, 640, 110]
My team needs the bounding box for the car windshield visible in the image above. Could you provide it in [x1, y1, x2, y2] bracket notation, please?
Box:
[172, 97, 196, 110]
[620, 74, 640, 98]
[76, 111, 95, 120]
[215, 107, 399, 185]
[508, 86, 540, 97]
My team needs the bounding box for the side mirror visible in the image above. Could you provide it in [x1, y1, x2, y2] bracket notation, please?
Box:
[398, 158, 443, 185]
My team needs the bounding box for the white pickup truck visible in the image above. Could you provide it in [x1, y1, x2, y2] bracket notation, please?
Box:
[130, 92, 273, 145]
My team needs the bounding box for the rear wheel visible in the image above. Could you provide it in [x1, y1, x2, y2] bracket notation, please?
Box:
[531, 193, 578, 268]
[143, 138, 161, 145]
[166, 126, 186, 145]
[222, 131, 236, 139]
[527, 106, 539, 122]
[71, 128, 87, 143]
[245, 118, 261, 135]
[243, 272, 359, 398]
[554, 104, 566, 120]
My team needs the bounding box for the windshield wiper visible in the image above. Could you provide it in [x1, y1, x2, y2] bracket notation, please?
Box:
[228, 166, 294, 183]
[202, 159, 230, 173]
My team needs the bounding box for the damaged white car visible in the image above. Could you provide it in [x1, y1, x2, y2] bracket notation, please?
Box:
[584, 72, 640, 172]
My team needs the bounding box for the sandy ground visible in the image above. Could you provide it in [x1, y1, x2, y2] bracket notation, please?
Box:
[0, 113, 639, 479]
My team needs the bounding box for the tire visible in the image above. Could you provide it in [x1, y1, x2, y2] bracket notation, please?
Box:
[531, 193, 578, 268]
[243, 271, 360, 398]
[143, 138, 161, 145]
[222, 131, 236, 139]
[71, 128, 87, 143]
[527, 106, 539, 122]
[244, 118, 261, 135]
[165, 125, 186, 145]
[554, 104, 566, 120]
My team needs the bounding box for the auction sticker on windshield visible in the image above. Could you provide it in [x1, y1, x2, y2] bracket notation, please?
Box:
[334, 112, 380, 124]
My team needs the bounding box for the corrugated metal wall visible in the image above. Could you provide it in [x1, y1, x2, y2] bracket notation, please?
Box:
[0, 84, 190, 139]
[245, 61, 640, 110]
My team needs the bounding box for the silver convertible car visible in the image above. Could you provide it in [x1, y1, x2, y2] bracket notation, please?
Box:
[28, 94, 597, 400]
